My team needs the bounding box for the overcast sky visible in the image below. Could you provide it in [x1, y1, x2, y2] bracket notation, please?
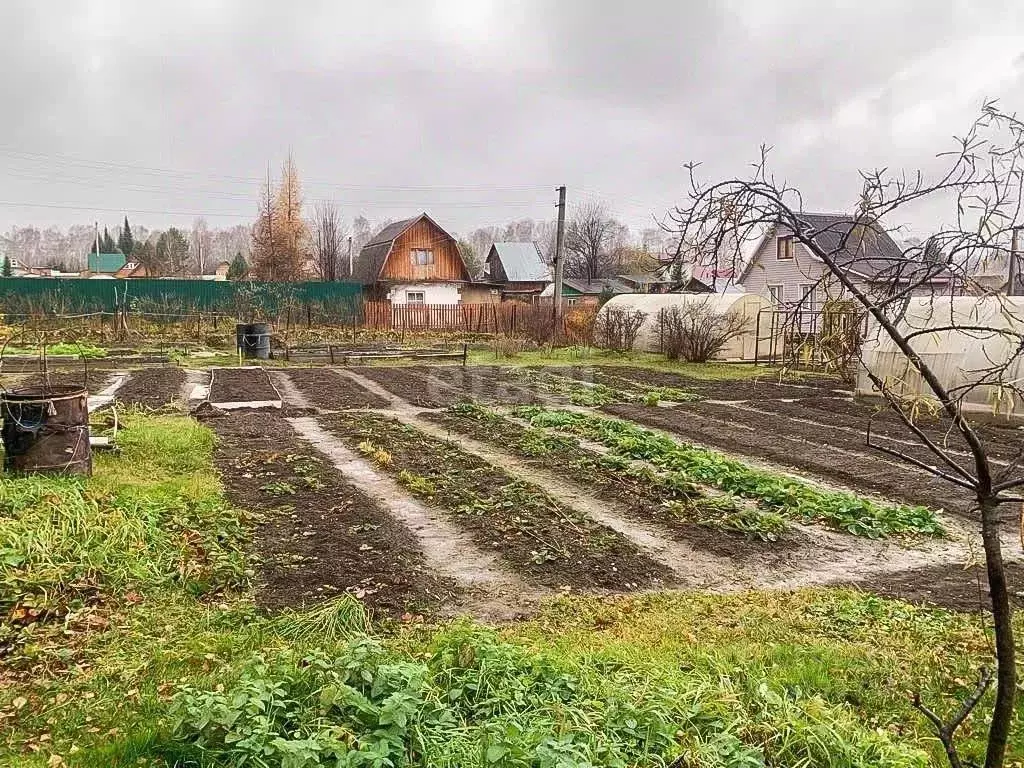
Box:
[2, 0, 1023, 237]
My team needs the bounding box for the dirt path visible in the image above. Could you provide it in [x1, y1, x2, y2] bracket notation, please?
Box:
[269, 369, 315, 411]
[288, 415, 546, 621]
[182, 369, 210, 407]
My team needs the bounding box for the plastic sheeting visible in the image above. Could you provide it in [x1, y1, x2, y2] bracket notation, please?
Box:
[856, 296, 1024, 417]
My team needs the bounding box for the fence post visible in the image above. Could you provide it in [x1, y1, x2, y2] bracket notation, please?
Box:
[463, 342, 468, 366]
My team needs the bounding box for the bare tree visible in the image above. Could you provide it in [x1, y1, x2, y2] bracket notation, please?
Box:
[564, 202, 622, 281]
[666, 101, 1023, 768]
[312, 201, 344, 281]
[657, 299, 749, 362]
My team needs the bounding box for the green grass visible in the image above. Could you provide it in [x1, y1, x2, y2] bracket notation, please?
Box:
[514, 407, 944, 539]
[0, 412, 1014, 768]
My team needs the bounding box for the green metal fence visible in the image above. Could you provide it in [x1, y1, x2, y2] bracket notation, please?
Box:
[0, 277, 364, 319]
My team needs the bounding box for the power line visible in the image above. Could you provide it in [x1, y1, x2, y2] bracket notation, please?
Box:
[0, 148, 553, 193]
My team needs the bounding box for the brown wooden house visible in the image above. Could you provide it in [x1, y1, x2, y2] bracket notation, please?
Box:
[353, 213, 490, 304]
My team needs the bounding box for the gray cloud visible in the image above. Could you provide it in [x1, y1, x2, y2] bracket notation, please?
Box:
[1, 0, 1023, 237]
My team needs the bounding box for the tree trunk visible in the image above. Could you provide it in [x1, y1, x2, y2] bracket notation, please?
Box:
[981, 495, 1016, 768]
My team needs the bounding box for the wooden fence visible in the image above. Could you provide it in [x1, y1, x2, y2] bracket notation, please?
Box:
[363, 302, 556, 335]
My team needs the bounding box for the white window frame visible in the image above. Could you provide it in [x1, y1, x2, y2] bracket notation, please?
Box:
[410, 249, 434, 266]
[406, 290, 425, 305]
[776, 235, 794, 260]
[799, 283, 817, 312]
[768, 284, 784, 305]
[566, 296, 580, 306]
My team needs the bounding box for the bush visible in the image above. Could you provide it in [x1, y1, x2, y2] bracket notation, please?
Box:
[563, 305, 599, 347]
[658, 299, 749, 362]
[594, 306, 646, 352]
[492, 334, 526, 359]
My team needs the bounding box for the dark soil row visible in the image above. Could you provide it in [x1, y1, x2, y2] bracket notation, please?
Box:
[319, 411, 673, 591]
[604, 402, 975, 516]
[285, 368, 390, 410]
[115, 367, 186, 409]
[16, 370, 105, 392]
[415, 365, 551, 405]
[209, 367, 279, 403]
[790, 397, 1024, 465]
[204, 410, 455, 615]
[541, 365, 845, 401]
[349, 366, 456, 408]
[424, 406, 802, 560]
[686, 400, 980, 481]
[845, 561, 1024, 612]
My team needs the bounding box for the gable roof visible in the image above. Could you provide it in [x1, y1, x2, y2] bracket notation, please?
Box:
[488, 242, 549, 282]
[88, 252, 127, 273]
[739, 212, 949, 284]
[352, 213, 470, 284]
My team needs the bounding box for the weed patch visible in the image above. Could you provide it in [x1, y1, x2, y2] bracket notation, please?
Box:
[0, 416, 247, 667]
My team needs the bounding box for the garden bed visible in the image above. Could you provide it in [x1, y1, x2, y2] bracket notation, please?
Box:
[318, 411, 673, 590]
[348, 365, 457, 407]
[115, 367, 186, 409]
[206, 410, 455, 615]
[517, 407, 943, 538]
[425, 403, 796, 555]
[605, 401, 976, 517]
[285, 368, 391, 410]
[208, 367, 280, 405]
[541, 364, 846, 401]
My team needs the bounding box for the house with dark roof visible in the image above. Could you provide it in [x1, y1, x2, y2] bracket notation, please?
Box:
[353, 213, 489, 305]
[737, 212, 956, 308]
[482, 241, 550, 300]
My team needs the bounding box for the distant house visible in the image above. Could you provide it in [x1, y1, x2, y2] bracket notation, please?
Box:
[540, 277, 633, 306]
[483, 242, 550, 300]
[114, 260, 148, 279]
[353, 213, 490, 305]
[737, 212, 955, 308]
[87, 252, 127, 276]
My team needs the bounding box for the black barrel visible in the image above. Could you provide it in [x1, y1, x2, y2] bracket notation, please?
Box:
[236, 323, 271, 360]
[1, 385, 92, 476]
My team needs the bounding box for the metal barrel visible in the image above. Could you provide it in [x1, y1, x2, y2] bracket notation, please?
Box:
[1, 385, 92, 476]
[236, 322, 271, 360]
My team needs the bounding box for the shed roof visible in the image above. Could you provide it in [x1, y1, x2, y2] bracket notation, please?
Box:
[562, 277, 633, 295]
[489, 242, 549, 282]
[88, 252, 126, 273]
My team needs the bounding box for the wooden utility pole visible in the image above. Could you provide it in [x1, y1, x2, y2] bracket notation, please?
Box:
[552, 185, 567, 324]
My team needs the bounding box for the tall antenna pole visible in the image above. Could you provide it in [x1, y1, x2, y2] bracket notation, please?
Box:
[552, 185, 567, 326]
[347, 236, 353, 279]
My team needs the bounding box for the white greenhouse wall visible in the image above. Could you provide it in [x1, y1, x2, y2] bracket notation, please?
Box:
[597, 293, 770, 360]
[386, 283, 463, 305]
[857, 296, 1024, 418]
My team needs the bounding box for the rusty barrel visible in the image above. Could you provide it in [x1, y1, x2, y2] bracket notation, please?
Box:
[1, 385, 92, 476]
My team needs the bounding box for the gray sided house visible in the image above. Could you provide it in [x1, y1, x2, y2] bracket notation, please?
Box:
[483, 241, 550, 300]
[738, 212, 955, 309]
